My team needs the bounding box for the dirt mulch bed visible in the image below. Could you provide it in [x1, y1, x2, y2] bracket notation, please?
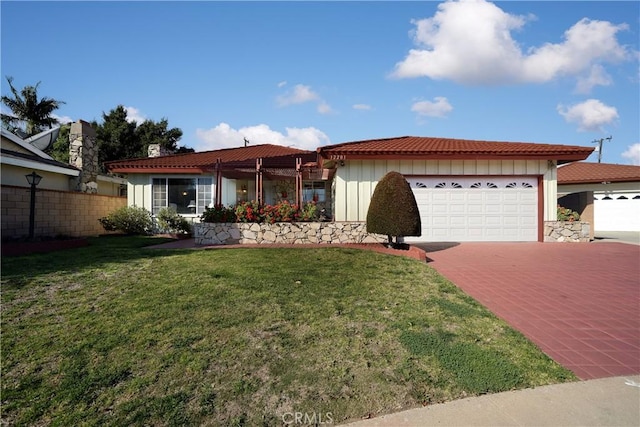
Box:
[1, 238, 90, 257]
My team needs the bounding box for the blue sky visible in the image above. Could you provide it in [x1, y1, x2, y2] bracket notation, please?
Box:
[2, 1, 639, 165]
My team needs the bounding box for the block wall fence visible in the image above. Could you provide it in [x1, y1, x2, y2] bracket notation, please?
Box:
[1, 185, 126, 240]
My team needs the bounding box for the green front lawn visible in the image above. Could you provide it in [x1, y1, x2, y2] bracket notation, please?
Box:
[1, 236, 575, 425]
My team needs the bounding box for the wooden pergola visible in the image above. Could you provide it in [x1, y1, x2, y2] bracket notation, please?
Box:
[213, 155, 334, 207]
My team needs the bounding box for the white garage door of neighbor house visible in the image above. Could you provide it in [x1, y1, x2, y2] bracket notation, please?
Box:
[594, 192, 640, 232]
[404, 176, 539, 242]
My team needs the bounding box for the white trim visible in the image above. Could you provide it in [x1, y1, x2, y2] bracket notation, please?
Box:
[97, 174, 127, 184]
[1, 155, 80, 176]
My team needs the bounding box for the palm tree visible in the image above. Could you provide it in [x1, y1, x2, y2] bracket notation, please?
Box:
[1, 76, 65, 137]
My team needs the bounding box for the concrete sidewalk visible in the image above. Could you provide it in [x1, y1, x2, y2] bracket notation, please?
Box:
[343, 375, 640, 426]
[593, 231, 640, 246]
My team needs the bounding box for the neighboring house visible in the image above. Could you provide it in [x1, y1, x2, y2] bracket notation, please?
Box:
[108, 135, 593, 242]
[558, 162, 640, 232]
[1, 122, 126, 196]
[1, 120, 127, 239]
[1, 127, 81, 191]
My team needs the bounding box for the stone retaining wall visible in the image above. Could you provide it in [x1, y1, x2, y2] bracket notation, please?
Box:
[195, 222, 387, 245]
[543, 221, 591, 242]
[197, 221, 592, 245]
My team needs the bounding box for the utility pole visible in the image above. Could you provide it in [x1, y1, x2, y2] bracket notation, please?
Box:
[592, 136, 612, 163]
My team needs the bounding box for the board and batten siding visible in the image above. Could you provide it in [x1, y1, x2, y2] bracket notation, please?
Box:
[333, 159, 557, 222]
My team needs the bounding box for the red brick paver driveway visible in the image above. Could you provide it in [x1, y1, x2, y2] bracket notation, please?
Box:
[419, 242, 640, 380]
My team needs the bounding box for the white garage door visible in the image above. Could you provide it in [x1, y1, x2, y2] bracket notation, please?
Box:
[594, 192, 640, 232]
[405, 176, 538, 242]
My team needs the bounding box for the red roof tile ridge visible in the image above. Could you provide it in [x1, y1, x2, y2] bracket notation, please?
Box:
[319, 135, 594, 152]
[558, 161, 640, 184]
[105, 143, 311, 166]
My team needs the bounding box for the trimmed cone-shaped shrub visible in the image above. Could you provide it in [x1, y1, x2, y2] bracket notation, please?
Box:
[366, 171, 421, 243]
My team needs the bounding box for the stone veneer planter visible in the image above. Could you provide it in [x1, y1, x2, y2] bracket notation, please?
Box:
[194, 222, 387, 245]
[543, 221, 591, 242]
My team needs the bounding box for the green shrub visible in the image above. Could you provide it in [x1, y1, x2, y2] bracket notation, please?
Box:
[557, 205, 581, 221]
[366, 171, 421, 246]
[98, 206, 153, 235]
[201, 205, 236, 223]
[156, 207, 192, 234]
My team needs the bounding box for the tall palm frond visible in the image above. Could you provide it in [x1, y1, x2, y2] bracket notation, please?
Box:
[1, 76, 65, 137]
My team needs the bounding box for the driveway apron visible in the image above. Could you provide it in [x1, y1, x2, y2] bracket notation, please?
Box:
[420, 242, 640, 380]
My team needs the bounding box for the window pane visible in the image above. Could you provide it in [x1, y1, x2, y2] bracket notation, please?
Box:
[152, 178, 167, 215]
[168, 178, 196, 214]
[198, 178, 213, 214]
[303, 181, 325, 202]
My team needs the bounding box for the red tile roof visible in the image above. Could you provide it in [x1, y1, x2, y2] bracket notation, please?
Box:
[558, 162, 640, 184]
[106, 144, 314, 173]
[318, 136, 594, 162]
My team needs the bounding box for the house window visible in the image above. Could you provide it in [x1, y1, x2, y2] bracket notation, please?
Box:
[152, 178, 213, 214]
[303, 181, 326, 203]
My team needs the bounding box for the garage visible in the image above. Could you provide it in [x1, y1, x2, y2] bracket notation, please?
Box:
[594, 191, 640, 232]
[557, 162, 640, 233]
[318, 135, 594, 242]
[405, 176, 539, 242]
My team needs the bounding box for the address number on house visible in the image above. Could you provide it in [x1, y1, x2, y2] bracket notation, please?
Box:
[329, 155, 347, 160]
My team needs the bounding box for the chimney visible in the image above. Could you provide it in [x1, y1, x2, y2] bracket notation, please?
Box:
[148, 143, 172, 158]
[69, 120, 99, 193]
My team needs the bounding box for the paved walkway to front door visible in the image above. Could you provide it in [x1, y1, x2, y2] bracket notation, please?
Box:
[418, 242, 640, 380]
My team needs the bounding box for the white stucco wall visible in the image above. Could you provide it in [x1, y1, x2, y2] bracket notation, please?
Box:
[333, 159, 556, 222]
[1, 163, 74, 191]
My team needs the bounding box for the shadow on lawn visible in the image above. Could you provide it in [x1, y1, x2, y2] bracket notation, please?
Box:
[1, 235, 180, 287]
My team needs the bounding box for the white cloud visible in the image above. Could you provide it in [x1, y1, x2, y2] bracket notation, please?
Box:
[277, 81, 287, 88]
[52, 113, 74, 125]
[391, 0, 632, 86]
[276, 84, 320, 107]
[124, 106, 146, 124]
[276, 83, 333, 115]
[195, 122, 331, 151]
[317, 101, 333, 115]
[411, 96, 453, 118]
[575, 64, 612, 94]
[557, 99, 618, 132]
[352, 104, 372, 110]
[622, 143, 640, 165]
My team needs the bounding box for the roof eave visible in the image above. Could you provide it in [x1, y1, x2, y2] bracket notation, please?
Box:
[319, 151, 594, 161]
[559, 177, 640, 185]
[106, 166, 209, 174]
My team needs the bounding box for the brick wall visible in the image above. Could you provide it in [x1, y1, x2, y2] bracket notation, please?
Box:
[1, 185, 127, 240]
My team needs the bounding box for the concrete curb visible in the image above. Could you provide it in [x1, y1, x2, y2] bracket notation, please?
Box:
[343, 375, 640, 426]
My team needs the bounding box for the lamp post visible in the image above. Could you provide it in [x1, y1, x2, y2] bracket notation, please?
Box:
[25, 171, 42, 239]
